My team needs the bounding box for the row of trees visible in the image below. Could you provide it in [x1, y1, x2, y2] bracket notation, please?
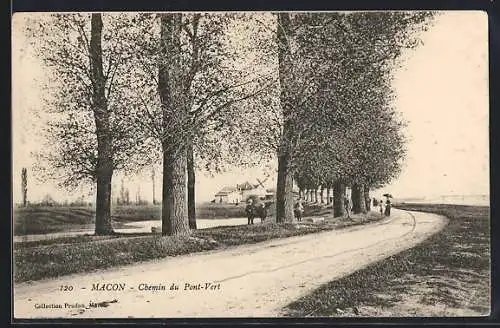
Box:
[247, 12, 433, 220]
[24, 12, 433, 235]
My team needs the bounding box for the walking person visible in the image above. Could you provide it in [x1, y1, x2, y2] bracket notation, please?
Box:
[379, 199, 384, 217]
[294, 200, 304, 222]
[245, 198, 255, 225]
[384, 199, 392, 216]
[256, 202, 267, 223]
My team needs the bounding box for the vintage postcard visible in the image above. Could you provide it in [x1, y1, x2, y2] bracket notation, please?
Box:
[11, 10, 490, 319]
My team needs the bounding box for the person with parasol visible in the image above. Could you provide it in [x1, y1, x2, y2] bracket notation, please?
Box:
[383, 193, 393, 216]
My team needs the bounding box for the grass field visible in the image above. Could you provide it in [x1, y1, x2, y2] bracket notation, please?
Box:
[13, 203, 250, 235]
[12, 201, 334, 236]
[13, 210, 382, 283]
[283, 204, 490, 317]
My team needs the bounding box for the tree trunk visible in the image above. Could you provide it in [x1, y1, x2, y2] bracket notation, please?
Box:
[298, 188, 303, 200]
[333, 180, 345, 217]
[187, 142, 196, 229]
[275, 13, 295, 224]
[320, 187, 324, 204]
[276, 152, 295, 223]
[364, 185, 371, 211]
[313, 188, 318, 203]
[159, 13, 190, 236]
[326, 187, 331, 205]
[95, 174, 113, 234]
[162, 149, 189, 235]
[351, 184, 361, 214]
[90, 13, 114, 235]
[352, 183, 367, 214]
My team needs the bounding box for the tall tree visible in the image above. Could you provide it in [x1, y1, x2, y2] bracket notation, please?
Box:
[275, 13, 296, 223]
[25, 13, 152, 234]
[90, 13, 114, 234]
[128, 13, 273, 233]
[280, 12, 433, 217]
[158, 13, 190, 236]
[184, 13, 275, 228]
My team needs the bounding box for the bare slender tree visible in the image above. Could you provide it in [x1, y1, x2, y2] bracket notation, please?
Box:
[21, 168, 27, 207]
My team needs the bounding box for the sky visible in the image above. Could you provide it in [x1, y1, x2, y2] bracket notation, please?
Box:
[11, 11, 489, 204]
[382, 11, 489, 199]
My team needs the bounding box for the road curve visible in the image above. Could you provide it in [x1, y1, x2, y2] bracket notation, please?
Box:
[13, 209, 448, 318]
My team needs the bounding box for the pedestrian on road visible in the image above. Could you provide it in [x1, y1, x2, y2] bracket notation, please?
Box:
[257, 202, 267, 223]
[294, 200, 304, 222]
[245, 199, 255, 225]
[384, 199, 392, 216]
[379, 199, 384, 217]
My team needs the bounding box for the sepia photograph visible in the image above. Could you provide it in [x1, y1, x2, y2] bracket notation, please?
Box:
[11, 10, 490, 319]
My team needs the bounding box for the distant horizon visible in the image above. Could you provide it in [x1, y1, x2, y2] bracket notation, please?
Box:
[12, 190, 490, 206]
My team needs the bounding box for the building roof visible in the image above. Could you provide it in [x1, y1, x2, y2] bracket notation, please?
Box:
[214, 186, 238, 197]
[238, 181, 256, 190]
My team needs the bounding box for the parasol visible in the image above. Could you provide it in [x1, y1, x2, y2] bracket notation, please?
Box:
[383, 193, 393, 198]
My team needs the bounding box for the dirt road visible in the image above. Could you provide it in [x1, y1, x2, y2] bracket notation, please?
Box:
[14, 209, 448, 318]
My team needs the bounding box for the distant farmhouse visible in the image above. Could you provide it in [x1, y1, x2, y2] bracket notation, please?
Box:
[213, 179, 274, 204]
[214, 186, 242, 204]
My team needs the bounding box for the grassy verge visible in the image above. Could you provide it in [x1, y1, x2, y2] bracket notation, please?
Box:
[13, 201, 339, 236]
[282, 204, 490, 317]
[14, 211, 382, 283]
[13, 204, 251, 236]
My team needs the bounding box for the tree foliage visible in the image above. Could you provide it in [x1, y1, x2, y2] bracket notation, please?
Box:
[122, 13, 274, 171]
[25, 13, 153, 189]
[286, 12, 434, 197]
